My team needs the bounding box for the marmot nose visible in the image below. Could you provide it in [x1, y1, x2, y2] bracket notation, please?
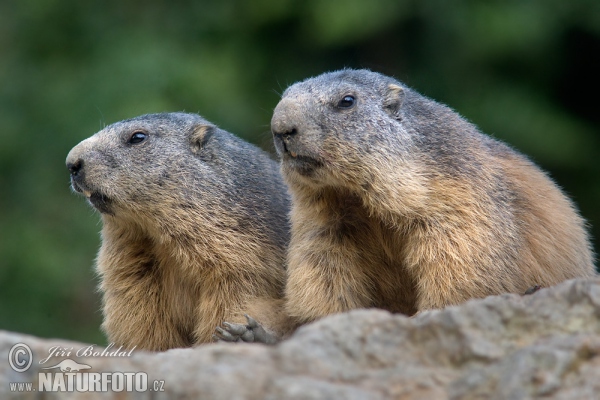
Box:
[272, 127, 297, 139]
[67, 159, 83, 176]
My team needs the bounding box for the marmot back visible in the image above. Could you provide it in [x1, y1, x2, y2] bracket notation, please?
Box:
[271, 69, 595, 324]
[66, 112, 291, 350]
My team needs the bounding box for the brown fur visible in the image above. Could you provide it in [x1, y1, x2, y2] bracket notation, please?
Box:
[66, 113, 291, 350]
[271, 69, 596, 325]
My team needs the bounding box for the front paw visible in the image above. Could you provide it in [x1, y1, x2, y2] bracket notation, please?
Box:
[523, 285, 542, 295]
[213, 314, 278, 344]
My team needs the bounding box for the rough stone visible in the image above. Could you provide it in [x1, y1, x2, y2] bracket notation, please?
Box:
[1, 278, 599, 399]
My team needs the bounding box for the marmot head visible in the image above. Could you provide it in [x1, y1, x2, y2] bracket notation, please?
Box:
[271, 69, 412, 189]
[66, 113, 231, 217]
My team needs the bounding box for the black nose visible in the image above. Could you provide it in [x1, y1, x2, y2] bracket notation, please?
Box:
[67, 159, 83, 176]
[272, 127, 297, 139]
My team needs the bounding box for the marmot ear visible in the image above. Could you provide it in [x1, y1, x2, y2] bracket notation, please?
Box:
[383, 84, 405, 120]
[190, 125, 215, 154]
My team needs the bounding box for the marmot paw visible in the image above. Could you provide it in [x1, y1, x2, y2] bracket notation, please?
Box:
[213, 314, 277, 344]
[523, 285, 542, 295]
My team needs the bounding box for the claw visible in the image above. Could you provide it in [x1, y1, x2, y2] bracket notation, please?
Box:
[244, 314, 259, 329]
[215, 326, 237, 342]
[223, 322, 248, 336]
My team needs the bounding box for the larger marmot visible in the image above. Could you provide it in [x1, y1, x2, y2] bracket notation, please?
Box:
[271, 69, 596, 325]
[66, 112, 291, 350]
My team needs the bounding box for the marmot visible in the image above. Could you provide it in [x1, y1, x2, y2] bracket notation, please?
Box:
[271, 69, 596, 325]
[66, 112, 291, 350]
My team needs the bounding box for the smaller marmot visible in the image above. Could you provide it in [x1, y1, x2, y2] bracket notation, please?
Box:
[66, 113, 291, 351]
[271, 69, 596, 325]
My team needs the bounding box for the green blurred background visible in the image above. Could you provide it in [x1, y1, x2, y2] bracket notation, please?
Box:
[1, 0, 598, 344]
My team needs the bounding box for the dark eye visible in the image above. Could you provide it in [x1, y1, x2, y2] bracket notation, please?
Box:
[128, 131, 147, 144]
[338, 95, 356, 109]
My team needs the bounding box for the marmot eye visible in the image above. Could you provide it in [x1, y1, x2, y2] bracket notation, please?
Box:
[338, 95, 356, 109]
[128, 131, 147, 145]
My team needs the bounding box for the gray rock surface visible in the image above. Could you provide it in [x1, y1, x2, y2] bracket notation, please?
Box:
[1, 278, 599, 399]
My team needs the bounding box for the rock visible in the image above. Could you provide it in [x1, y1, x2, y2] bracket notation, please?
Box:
[1, 278, 599, 399]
